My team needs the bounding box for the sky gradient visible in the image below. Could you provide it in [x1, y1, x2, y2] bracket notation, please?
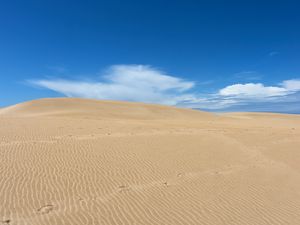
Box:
[1, 0, 300, 112]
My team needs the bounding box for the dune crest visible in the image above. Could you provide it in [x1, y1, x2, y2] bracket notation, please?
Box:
[0, 98, 212, 119]
[1, 98, 300, 225]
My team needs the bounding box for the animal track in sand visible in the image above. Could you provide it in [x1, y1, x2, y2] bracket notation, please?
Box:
[1, 219, 10, 224]
[37, 204, 54, 214]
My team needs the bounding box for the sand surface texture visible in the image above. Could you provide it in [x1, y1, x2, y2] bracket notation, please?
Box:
[1, 98, 300, 225]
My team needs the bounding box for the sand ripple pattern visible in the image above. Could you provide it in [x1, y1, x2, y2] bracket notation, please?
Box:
[1, 98, 300, 225]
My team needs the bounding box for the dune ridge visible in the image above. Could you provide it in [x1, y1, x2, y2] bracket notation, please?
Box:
[1, 98, 300, 225]
[0, 98, 212, 119]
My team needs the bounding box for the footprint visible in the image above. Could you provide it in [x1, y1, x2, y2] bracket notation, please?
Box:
[37, 204, 54, 214]
[177, 173, 183, 177]
[118, 185, 130, 192]
[163, 181, 169, 187]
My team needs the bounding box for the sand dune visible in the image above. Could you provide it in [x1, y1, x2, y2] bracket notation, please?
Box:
[0, 98, 300, 225]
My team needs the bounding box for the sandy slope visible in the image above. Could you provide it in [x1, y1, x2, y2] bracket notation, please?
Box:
[0, 98, 300, 225]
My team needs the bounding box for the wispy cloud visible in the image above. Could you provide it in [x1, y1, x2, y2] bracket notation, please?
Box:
[30, 65, 195, 105]
[47, 65, 68, 74]
[232, 71, 262, 81]
[29, 65, 300, 112]
[269, 51, 279, 57]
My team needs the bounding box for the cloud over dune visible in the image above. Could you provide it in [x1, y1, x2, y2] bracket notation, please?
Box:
[30, 65, 300, 111]
[31, 65, 195, 105]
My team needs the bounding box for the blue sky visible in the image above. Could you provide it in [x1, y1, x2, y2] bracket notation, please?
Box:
[1, 0, 300, 112]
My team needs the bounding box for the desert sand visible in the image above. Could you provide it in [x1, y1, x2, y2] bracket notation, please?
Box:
[0, 98, 300, 225]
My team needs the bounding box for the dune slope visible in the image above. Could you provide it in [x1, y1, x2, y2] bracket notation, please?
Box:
[0, 98, 300, 225]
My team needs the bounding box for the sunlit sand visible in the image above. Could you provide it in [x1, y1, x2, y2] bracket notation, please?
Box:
[1, 98, 300, 225]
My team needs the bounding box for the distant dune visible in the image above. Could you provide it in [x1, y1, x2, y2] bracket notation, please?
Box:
[1, 98, 300, 225]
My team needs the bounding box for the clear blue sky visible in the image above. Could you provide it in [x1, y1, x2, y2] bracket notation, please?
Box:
[1, 0, 300, 112]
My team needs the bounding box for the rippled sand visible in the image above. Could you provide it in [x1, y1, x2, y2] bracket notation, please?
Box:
[1, 98, 300, 225]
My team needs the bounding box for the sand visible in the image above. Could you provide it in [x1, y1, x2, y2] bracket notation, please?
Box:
[0, 98, 300, 225]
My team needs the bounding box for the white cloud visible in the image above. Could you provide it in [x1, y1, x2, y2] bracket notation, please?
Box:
[31, 65, 195, 105]
[219, 83, 287, 97]
[106, 65, 194, 91]
[29, 65, 300, 111]
[281, 79, 300, 91]
[218, 79, 300, 99]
